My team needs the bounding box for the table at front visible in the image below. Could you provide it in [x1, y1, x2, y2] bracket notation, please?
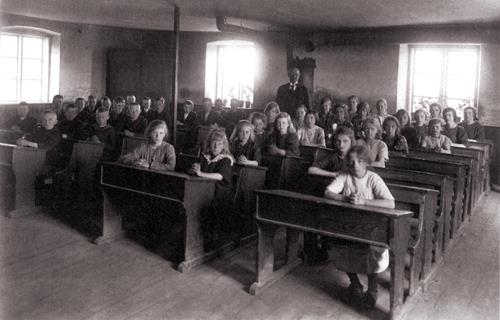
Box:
[249, 189, 413, 320]
[99, 162, 216, 272]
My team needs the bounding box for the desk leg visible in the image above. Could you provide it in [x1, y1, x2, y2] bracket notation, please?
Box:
[249, 223, 302, 295]
[389, 218, 411, 320]
[93, 191, 124, 245]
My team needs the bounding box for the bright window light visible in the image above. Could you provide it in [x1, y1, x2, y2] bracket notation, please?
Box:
[205, 41, 256, 106]
[409, 45, 480, 115]
[0, 32, 50, 103]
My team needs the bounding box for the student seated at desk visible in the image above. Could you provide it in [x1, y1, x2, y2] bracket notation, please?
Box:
[421, 118, 452, 154]
[459, 106, 484, 141]
[293, 104, 307, 130]
[412, 108, 428, 147]
[297, 111, 326, 147]
[248, 112, 266, 148]
[315, 97, 333, 130]
[120, 120, 175, 171]
[264, 101, 280, 133]
[149, 97, 169, 124]
[115, 103, 148, 137]
[16, 110, 61, 150]
[442, 107, 468, 146]
[308, 127, 354, 178]
[176, 99, 196, 129]
[2, 101, 37, 134]
[230, 120, 261, 166]
[88, 107, 117, 161]
[109, 96, 126, 128]
[262, 112, 300, 157]
[57, 104, 89, 140]
[324, 145, 395, 309]
[394, 109, 418, 149]
[382, 115, 408, 153]
[357, 118, 388, 168]
[351, 102, 370, 139]
[189, 128, 234, 246]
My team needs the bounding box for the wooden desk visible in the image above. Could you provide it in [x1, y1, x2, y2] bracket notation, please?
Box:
[99, 162, 216, 272]
[297, 173, 438, 293]
[469, 140, 493, 192]
[250, 190, 413, 320]
[0, 129, 23, 144]
[2, 145, 47, 217]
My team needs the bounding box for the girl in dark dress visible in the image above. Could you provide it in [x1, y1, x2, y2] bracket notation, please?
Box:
[262, 112, 300, 157]
[412, 108, 428, 147]
[230, 120, 261, 166]
[189, 128, 235, 248]
[382, 115, 409, 153]
[459, 106, 485, 141]
[394, 109, 418, 149]
[442, 107, 468, 146]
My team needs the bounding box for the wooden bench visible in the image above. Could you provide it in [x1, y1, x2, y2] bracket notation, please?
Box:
[403, 150, 476, 222]
[99, 162, 216, 272]
[387, 154, 466, 242]
[451, 146, 484, 202]
[296, 173, 438, 294]
[249, 189, 413, 320]
[468, 140, 493, 193]
[0, 129, 23, 144]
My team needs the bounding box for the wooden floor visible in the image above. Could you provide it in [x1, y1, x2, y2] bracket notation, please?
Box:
[1, 192, 499, 320]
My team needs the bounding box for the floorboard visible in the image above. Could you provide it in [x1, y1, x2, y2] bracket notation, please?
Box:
[1, 192, 499, 320]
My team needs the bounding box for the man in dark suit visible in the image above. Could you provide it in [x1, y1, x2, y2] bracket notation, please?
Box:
[275, 67, 310, 115]
[177, 100, 197, 130]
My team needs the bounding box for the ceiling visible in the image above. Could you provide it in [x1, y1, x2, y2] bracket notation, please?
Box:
[2, 0, 500, 32]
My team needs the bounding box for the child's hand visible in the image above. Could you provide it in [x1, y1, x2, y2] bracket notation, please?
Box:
[349, 193, 366, 205]
[134, 159, 149, 168]
[11, 125, 21, 131]
[189, 163, 201, 176]
[123, 130, 134, 137]
[16, 138, 29, 147]
[238, 155, 248, 163]
[91, 135, 102, 144]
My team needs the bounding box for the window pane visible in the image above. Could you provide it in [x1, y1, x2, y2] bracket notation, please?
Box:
[0, 34, 18, 57]
[22, 59, 42, 79]
[446, 75, 475, 99]
[21, 79, 42, 101]
[414, 49, 442, 74]
[0, 79, 18, 102]
[447, 50, 477, 76]
[22, 36, 43, 59]
[413, 74, 440, 97]
[0, 57, 18, 79]
[446, 99, 474, 116]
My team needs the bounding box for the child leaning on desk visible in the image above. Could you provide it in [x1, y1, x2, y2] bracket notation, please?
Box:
[324, 145, 395, 309]
[189, 128, 235, 248]
[120, 120, 176, 171]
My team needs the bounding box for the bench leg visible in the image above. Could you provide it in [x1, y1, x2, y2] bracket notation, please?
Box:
[93, 191, 124, 245]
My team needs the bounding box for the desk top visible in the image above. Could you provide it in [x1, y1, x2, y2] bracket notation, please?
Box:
[256, 189, 413, 219]
[101, 161, 216, 182]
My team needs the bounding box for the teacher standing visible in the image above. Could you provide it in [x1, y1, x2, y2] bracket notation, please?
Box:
[275, 67, 310, 115]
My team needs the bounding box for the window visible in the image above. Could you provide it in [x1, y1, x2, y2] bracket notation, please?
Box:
[0, 30, 55, 103]
[205, 41, 256, 106]
[408, 45, 480, 114]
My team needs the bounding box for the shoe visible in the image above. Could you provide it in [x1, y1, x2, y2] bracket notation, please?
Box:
[339, 284, 364, 305]
[361, 291, 377, 309]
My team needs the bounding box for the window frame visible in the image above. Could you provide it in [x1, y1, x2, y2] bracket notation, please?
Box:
[407, 44, 481, 114]
[0, 26, 60, 104]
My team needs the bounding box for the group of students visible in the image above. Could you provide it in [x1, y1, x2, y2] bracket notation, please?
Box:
[2, 93, 485, 310]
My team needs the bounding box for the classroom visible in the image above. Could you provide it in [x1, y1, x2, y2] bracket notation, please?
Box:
[0, 1, 499, 319]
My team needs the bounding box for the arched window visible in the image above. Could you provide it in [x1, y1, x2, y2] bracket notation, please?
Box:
[205, 40, 256, 106]
[0, 26, 60, 103]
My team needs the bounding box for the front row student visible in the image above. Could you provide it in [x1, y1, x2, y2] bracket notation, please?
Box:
[459, 106, 484, 141]
[230, 120, 261, 166]
[189, 128, 235, 248]
[412, 108, 428, 146]
[442, 107, 468, 146]
[324, 145, 395, 309]
[120, 120, 176, 171]
[262, 112, 300, 157]
[248, 112, 266, 147]
[421, 118, 452, 154]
